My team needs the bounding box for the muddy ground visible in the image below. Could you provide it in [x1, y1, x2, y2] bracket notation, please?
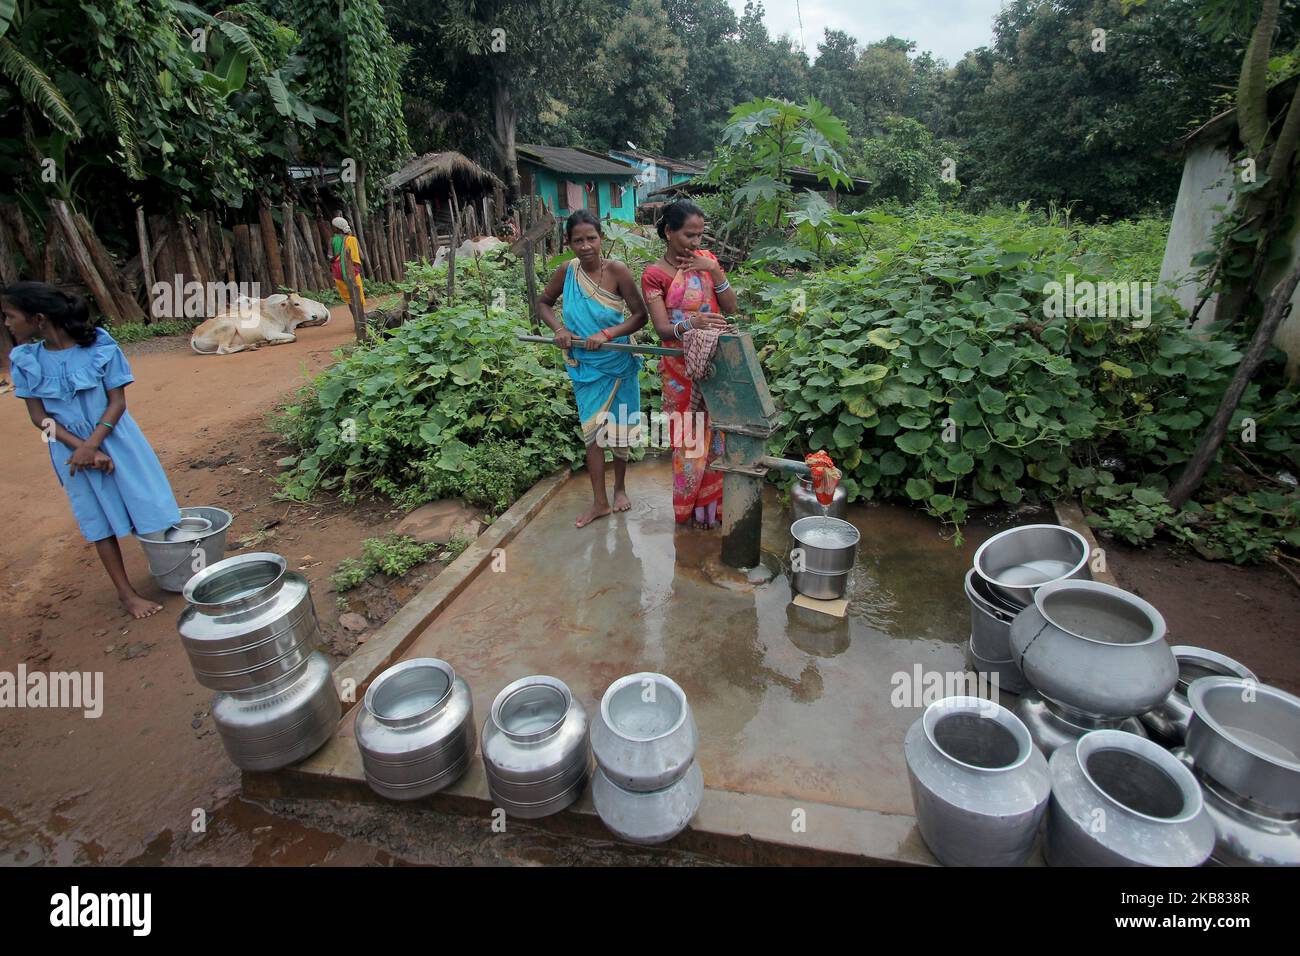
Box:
[0, 306, 1296, 866]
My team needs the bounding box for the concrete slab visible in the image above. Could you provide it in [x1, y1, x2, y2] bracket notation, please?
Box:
[255, 457, 1029, 864]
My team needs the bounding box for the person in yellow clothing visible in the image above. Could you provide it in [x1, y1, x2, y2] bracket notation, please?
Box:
[330, 216, 365, 308]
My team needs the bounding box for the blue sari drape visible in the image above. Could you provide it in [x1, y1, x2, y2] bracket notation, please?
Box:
[560, 259, 642, 444]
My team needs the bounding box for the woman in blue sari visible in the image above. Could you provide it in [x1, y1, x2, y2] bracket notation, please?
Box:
[537, 211, 649, 527]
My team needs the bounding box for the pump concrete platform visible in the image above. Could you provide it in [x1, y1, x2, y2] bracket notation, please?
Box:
[246, 458, 1019, 865]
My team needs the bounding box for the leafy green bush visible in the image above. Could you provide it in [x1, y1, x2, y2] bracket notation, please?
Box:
[274, 257, 587, 511]
[746, 208, 1299, 555]
[331, 534, 441, 592]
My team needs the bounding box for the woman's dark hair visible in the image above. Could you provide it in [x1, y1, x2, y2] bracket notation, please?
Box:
[1, 281, 97, 346]
[565, 209, 602, 241]
[657, 199, 704, 240]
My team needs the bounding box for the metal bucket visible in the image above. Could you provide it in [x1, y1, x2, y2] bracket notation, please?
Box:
[137, 506, 232, 592]
[790, 515, 859, 600]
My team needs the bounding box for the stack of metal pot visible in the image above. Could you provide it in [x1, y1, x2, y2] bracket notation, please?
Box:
[591, 672, 703, 844]
[354, 658, 475, 800]
[177, 552, 339, 771]
[481, 675, 591, 818]
[965, 524, 1092, 694]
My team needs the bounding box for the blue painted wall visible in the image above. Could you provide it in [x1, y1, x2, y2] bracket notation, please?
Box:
[521, 162, 636, 223]
[608, 151, 697, 205]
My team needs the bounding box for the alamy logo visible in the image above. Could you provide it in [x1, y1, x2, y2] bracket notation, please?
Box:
[0, 665, 103, 718]
[50, 886, 151, 936]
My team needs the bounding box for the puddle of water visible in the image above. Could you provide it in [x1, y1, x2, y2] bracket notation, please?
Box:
[397, 459, 1019, 816]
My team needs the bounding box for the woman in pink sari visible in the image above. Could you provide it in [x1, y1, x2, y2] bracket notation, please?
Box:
[641, 200, 738, 529]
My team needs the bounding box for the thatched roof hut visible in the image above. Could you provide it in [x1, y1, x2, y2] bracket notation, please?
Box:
[385, 150, 505, 237]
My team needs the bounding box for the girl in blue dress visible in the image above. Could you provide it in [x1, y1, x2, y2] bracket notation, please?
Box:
[3, 282, 181, 618]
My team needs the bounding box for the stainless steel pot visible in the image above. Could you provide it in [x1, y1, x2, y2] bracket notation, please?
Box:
[790, 515, 859, 574]
[1009, 580, 1177, 718]
[1045, 730, 1214, 867]
[1015, 692, 1148, 758]
[791, 566, 852, 601]
[591, 761, 703, 845]
[904, 696, 1050, 866]
[791, 476, 847, 521]
[482, 675, 590, 818]
[1185, 677, 1300, 814]
[1140, 647, 1258, 747]
[354, 658, 475, 801]
[591, 672, 698, 792]
[1172, 750, 1300, 866]
[210, 651, 339, 771]
[965, 569, 1015, 661]
[973, 523, 1091, 608]
[177, 552, 319, 693]
[966, 636, 1028, 696]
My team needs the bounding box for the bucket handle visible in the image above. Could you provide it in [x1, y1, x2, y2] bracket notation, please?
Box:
[151, 541, 211, 580]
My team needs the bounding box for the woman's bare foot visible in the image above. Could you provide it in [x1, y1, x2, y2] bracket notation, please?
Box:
[612, 489, 632, 512]
[120, 591, 163, 619]
[575, 502, 612, 528]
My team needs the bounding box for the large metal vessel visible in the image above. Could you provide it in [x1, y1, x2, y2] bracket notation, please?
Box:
[904, 696, 1050, 866]
[481, 675, 591, 818]
[791, 476, 847, 521]
[137, 505, 233, 592]
[210, 650, 339, 771]
[789, 515, 860, 601]
[973, 523, 1090, 608]
[1015, 692, 1148, 758]
[1140, 647, 1257, 747]
[591, 672, 702, 843]
[591, 672, 698, 792]
[1009, 580, 1177, 718]
[177, 552, 319, 694]
[1045, 730, 1214, 867]
[354, 658, 475, 801]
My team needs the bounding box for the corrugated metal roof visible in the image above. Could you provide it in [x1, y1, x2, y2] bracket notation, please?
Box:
[610, 148, 705, 174]
[517, 144, 638, 177]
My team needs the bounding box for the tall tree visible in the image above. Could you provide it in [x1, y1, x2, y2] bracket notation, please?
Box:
[660, 0, 743, 157]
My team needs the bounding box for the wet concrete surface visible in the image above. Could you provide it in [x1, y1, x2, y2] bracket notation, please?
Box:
[401, 458, 1012, 816]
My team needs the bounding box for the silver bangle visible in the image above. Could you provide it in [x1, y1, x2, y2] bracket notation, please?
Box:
[714, 278, 731, 294]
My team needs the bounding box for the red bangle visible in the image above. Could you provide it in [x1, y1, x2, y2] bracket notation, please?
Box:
[598, 329, 611, 341]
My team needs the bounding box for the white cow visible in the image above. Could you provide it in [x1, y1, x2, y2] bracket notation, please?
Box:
[432, 235, 506, 267]
[190, 293, 329, 355]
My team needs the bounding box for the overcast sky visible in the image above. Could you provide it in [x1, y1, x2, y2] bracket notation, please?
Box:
[728, 0, 1008, 65]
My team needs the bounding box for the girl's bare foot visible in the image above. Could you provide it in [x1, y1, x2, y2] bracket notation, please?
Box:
[120, 591, 163, 619]
[612, 489, 632, 512]
[575, 502, 612, 528]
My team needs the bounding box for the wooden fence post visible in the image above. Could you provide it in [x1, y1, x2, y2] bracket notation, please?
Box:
[48, 199, 123, 323]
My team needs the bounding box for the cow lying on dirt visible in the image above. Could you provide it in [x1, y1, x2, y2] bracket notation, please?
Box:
[190, 293, 330, 355]
[432, 235, 506, 267]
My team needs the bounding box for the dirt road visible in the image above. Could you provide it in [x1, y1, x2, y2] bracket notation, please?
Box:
[0, 308, 409, 865]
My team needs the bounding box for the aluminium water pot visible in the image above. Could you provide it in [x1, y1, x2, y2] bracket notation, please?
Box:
[972, 523, 1091, 608]
[481, 675, 591, 819]
[210, 650, 339, 772]
[591, 672, 698, 792]
[1015, 692, 1148, 758]
[791, 476, 847, 521]
[1185, 677, 1300, 815]
[591, 761, 704, 845]
[1009, 580, 1177, 718]
[354, 658, 475, 801]
[177, 552, 320, 694]
[1140, 647, 1258, 747]
[1045, 730, 1214, 867]
[904, 696, 1050, 866]
[965, 569, 1015, 661]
